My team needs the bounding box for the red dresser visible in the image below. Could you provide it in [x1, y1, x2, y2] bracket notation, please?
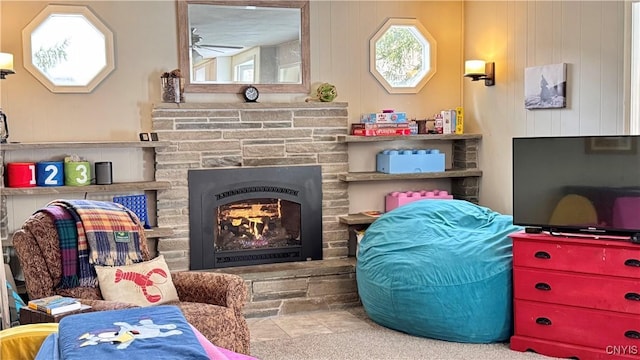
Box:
[510, 231, 640, 359]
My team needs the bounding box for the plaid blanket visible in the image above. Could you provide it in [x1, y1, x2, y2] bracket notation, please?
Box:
[39, 205, 80, 289]
[47, 200, 144, 287]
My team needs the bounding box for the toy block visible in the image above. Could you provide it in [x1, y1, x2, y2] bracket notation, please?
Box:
[376, 149, 445, 174]
[385, 189, 453, 211]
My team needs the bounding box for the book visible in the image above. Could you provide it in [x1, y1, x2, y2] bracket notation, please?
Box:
[360, 210, 383, 217]
[351, 123, 410, 130]
[28, 295, 82, 315]
[352, 126, 411, 136]
[455, 106, 464, 134]
[441, 110, 452, 134]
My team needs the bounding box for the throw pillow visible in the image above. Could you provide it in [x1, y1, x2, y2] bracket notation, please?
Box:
[95, 255, 179, 306]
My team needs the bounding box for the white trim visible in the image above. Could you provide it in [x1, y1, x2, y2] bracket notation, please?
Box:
[0, 262, 10, 329]
[631, 2, 640, 135]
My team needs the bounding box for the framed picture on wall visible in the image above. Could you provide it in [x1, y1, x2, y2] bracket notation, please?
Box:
[524, 63, 567, 110]
[585, 136, 637, 154]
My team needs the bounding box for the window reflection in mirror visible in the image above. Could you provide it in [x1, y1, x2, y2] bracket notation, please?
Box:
[177, 0, 310, 93]
[188, 4, 299, 85]
[22, 4, 115, 93]
[370, 18, 437, 94]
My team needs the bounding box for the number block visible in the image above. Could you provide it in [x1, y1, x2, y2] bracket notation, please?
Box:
[36, 161, 64, 186]
[64, 161, 91, 186]
[6, 162, 36, 187]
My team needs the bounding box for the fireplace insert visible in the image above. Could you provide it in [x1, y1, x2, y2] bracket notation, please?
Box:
[188, 165, 323, 269]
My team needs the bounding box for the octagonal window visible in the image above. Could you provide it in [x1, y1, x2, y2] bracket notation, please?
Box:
[370, 18, 437, 94]
[22, 5, 115, 93]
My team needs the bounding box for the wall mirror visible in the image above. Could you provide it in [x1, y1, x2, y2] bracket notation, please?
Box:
[22, 4, 115, 93]
[370, 18, 437, 94]
[177, 0, 310, 94]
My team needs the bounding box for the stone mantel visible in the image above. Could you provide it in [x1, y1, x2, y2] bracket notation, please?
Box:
[153, 102, 349, 111]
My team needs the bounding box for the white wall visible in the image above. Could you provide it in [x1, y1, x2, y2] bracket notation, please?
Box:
[631, 1, 640, 134]
[1, 0, 464, 220]
[310, 1, 465, 213]
[1, 0, 631, 223]
[1, 1, 176, 141]
[1, 1, 463, 136]
[464, 0, 629, 214]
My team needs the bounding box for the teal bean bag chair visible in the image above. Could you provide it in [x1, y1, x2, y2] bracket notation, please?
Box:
[356, 199, 522, 343]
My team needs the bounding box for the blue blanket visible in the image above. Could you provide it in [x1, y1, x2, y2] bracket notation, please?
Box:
[35, 306, 209, 360]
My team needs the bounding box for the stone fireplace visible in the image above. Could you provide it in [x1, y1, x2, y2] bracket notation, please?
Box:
[188, 165, 323, 269]
[151, 102, 350, 272]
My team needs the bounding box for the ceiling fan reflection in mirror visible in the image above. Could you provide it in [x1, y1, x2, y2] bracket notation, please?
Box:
[190, 27, 243, 59]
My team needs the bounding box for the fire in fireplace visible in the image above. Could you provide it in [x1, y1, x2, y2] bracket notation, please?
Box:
[216, 198, 301, 252]
[188, 165, 323, 269]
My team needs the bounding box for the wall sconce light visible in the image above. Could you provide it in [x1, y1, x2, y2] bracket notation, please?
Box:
[0, 52, 15, 144]
[464, 60, 495, 86]
[0, 52, 15, 79]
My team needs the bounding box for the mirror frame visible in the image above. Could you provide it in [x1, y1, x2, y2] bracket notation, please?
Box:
[369, 18, 437, 94]
[22, 4, 115, 94]
[177, 0, 310, 94]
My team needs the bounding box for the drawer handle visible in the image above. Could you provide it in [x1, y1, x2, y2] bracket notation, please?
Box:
[625, 292, 640, 301]
[535, 317, 552, 326]
[535, 283, 551, 291]
[534, 251, 551, 260]
[625, 259, 640, 267]
[625, 330, 640, 339]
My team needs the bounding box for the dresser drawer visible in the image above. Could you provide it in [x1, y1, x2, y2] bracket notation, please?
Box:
[514, 268, 640, 314]
[512, 237, 640, 278]
[514, 300, 640, 350]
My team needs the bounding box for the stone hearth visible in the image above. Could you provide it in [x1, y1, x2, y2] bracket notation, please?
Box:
[151, 102, 358, 316]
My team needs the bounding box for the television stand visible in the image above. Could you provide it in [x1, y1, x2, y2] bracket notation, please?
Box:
[509, 231, 640, 359]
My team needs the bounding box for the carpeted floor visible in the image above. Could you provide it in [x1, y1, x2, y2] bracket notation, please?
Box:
[250, 309, 562, 360]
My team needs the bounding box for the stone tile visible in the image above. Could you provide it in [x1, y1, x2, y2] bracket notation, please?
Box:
[248, 318, 291, 342]
[310, 310, 372, 333]
[271, 313, 333, 338]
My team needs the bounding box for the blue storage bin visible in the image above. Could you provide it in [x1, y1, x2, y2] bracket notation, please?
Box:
[376, 149, 445, 174]
[113, 194, 151, 229]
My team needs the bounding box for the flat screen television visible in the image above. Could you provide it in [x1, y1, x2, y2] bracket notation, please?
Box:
[512, 135, 640, 239]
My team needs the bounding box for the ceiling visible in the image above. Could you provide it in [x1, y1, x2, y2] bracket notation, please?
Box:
[188, 3, 300, 58]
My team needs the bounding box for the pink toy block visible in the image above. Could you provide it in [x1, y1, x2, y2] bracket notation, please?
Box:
[385, 189, 453, 212]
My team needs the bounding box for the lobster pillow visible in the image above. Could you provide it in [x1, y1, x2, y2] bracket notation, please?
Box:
[95, 255, 179, 306]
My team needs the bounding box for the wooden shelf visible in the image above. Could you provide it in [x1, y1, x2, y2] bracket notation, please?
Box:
[0, 181, 171, 196]
[337, 133, 482, 143]
[338, 169, 482, 182]
[339, 214, 380, 225]
[143, 227, 174, 239]
[2, 227, 173, 247]
[0, 140, 169, 150]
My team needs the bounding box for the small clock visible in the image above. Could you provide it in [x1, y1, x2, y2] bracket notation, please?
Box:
[243, 85, 259, 102]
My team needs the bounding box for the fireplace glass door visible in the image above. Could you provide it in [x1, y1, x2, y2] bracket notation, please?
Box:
[189, 165, 323, 269]
[216, 198, 301, 252]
